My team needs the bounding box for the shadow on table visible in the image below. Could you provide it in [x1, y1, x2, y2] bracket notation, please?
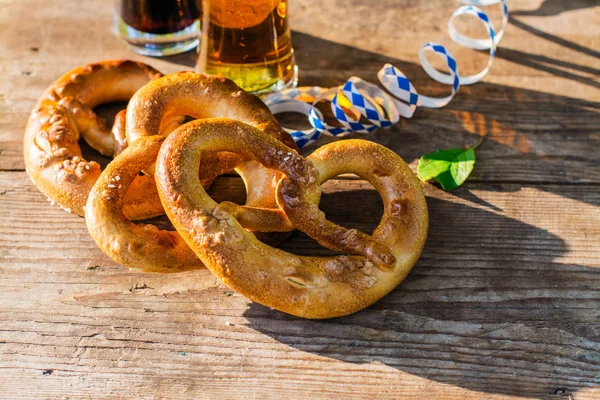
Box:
[507, 17, 600, 61]
[200, 33, 600, 398]
[289, 32, 599, 207]
[243, 189, 600, 399]
[511, 0, 598, 17]
[501, 14, 600, 90]
[494, 46, 600, 90]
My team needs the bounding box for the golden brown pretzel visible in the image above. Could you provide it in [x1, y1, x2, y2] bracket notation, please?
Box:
[155, 119, 428, 319]
[85, 72, 298, 271]
[23, 60, 165, 219]
[86, 133, 290, 273]
[85, 136, 203, 273]
[125, 72, 297, 212]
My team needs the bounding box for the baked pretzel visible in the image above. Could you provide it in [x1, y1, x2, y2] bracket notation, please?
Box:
[156, 119, 428, 319]
[85, 73, 298, 271]
[23, 60, 166, 219]
[85, 136, 203, 273]
[86, 133, 291, 273]
[125, 72, 297, 212]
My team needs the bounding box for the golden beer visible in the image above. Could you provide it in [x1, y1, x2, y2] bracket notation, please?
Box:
[197, 0, 297, 93]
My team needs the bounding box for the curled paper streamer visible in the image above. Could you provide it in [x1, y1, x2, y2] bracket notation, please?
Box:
[263, 0, 508, 148]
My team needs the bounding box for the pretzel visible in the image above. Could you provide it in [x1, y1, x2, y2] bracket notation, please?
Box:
[23, 60, 166, 219]
[85, 72, 298, 271]
[85, 136, 203, 273]
[86, 134, 291, 273]
[125, 71, 297, 228]
[155, 119, 428, 319]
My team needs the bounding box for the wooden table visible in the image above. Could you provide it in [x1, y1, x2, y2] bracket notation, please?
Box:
[1, 0, 599, 398]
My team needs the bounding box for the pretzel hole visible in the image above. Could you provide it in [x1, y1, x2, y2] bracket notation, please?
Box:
[79, 139, 111, 168]
[319, 176, 383, 236]
[94, 101, 127, 128]
[79, 101, 130, 167]
[206, 169, 247, 206]
[279, 175, 383, 258]
[140, 214, 177, 232]
[279, 232, 341, 257]
[78, 102, 128, 164]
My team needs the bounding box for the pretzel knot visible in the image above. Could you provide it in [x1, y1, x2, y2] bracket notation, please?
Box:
[156, 118, 428, 319]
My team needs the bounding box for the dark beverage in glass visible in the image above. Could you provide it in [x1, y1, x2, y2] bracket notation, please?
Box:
[113, 0, 200, 56]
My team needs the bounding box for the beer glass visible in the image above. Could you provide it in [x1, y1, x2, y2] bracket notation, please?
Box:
[196, 0, 298, 93]
[113, 0, 201, 56]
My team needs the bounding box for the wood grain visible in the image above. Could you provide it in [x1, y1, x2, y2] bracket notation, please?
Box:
[0, 0, 599, 399]
[0, 173, 599, 399]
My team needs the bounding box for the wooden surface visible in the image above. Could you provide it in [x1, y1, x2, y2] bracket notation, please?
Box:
[0, 0, 599, 399]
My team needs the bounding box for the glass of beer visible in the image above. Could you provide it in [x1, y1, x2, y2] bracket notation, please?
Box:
[113, 0, 201, 56]
[196, 0, 298, 94]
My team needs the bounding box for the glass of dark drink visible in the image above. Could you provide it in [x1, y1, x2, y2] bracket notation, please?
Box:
[196, 0, 297, 93]
[113, 0, 201, 57]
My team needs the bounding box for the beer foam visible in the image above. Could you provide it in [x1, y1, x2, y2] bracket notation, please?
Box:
[208, 0, 280, 29]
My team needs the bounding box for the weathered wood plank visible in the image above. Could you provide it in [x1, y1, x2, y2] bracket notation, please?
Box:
[0, 172, 598, 399]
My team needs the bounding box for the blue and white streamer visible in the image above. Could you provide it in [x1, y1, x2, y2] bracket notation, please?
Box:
[263, 0, 508, 148]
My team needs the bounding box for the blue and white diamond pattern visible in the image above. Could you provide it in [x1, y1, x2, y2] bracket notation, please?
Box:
[262, 0, 508, 148]
[337, 79, 392, 129]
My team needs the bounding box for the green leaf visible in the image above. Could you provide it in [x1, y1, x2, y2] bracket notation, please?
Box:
[417, 147, 476, 190]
